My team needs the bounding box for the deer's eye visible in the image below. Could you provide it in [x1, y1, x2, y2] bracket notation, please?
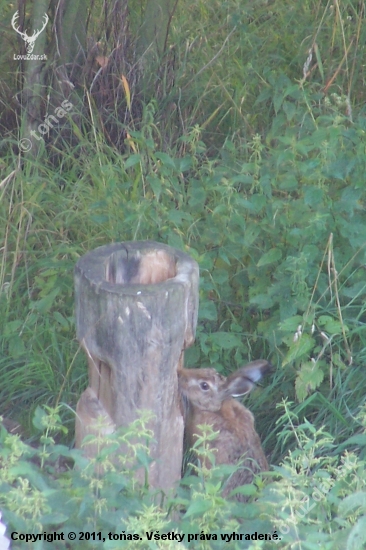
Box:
[200, 382, 209, 391]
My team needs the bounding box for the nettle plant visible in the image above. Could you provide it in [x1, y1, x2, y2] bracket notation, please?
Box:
[0, 408, 272, 550]
[176, 80, 366, 398]
[260, 401, 366, 549]
[278, 233, 356, 402]
[1, 405, 365, 550]
[88, 84, 366, 408]
[0, 408, 156, 549]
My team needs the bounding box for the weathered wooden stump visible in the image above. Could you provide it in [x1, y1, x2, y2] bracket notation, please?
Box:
[74, 241, 199, 490]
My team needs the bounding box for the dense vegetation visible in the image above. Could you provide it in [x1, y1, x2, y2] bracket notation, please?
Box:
[1, 0, 366, 548]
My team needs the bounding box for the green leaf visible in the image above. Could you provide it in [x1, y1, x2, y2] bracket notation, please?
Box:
[341, 281, 366, 299]
[9, 463, 50, 491]
[124, 154, 141, 169]
[278, 315, 303, 332]
[147, 175, 162, 199]
[155, 152, 177, 170]
[53, 311, 69, 329]
[339, 492, 366, 517]
[324, 319, 348, 334]
[32, 406, 48, 431]
[318, 316, 348, 334]
[279, 174, 298, 190]
[199, 301, 217, 321]
[251, 194, 267, 212]
[273, 91, 284, 114]
[257, 248, 282, 267]
[236, 197, 257, 211]
[282, 100, 296, 121]
[317, 315, 333, 325]
[184, 499, 213, 518]
[8, 336, 25, 358]
[295, 360, 325, 401]
[178, 156, 193, 172]
[282, 334, 315, 366]
[242, 224, 261, 246]
[218, 248, 231, 265]
[168, 210, 192, 225]
[303, 187, 324, 207]
[188, 186, 207, 209]
[32, 288, 60, 313]
[41, 513, 70, 525]
[4, 320, 23, 336]
[249, 294, 274, 309]
[346, 515, 366, 550]
[212, 269, 229, 284]
[210, 332, 242, 350]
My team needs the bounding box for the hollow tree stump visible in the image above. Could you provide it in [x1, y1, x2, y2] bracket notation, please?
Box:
[74, 241, 199, 491]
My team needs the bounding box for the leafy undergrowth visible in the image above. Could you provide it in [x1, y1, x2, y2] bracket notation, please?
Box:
[1, 82, 366, 444]
[1, 405, 366, 550]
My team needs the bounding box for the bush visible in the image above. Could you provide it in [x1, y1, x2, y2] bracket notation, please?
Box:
[1, 405, 366, 549]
